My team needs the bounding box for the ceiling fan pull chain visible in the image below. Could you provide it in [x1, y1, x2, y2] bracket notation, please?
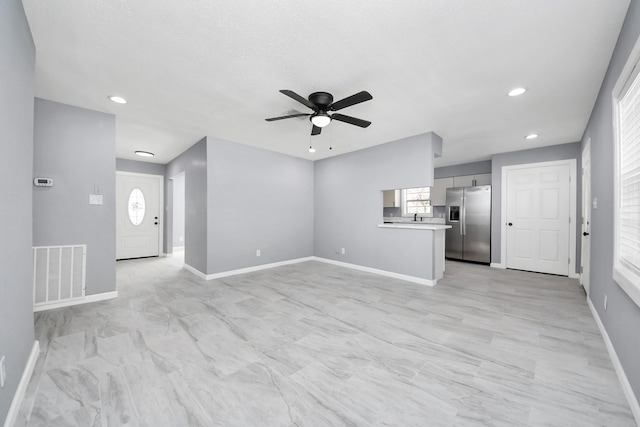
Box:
[308, 123, 316, 153]
[329, 124, 333, 151]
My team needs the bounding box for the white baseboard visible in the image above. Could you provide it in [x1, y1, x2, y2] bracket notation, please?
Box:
[33, 290, 118, 312]
[183, 256, 436, 286]
[4, 341, 39, 427]
[490, 263, 506, 269]
[569, 272, 580, 279]
[588, 298, 640, 425]
[313, 257, 436, 286]
[183, 263, 207, 279]
[184, 257, 316, 280]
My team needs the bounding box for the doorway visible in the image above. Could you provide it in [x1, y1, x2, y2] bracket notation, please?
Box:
[116, 172, 164, 260]
[501, 159, 577, 276]
[581, 139, 591, 294]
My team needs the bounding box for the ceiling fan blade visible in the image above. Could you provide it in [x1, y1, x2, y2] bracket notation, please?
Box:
[311, 125, 322, 136]
[280, 90, 318, 111]
[265, 113, 310, 122]
[329, 91, 372, 111]
[331, 113, 371, 128]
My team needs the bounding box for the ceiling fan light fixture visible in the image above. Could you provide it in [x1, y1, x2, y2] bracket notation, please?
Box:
[311, 113, 331, 128]
[308, 146, 316, 153]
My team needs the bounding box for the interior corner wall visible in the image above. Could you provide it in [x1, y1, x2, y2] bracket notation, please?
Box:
[490, 142, 581, 268]
[206, 137, 314, 274]
[33, 99, 116, 296]
[165, 138, 207, 272]
[0, 0, 36, 421]
[314, 133, 438, 280]
[172, 173, 186, 248]
[580, 0, 640, 403]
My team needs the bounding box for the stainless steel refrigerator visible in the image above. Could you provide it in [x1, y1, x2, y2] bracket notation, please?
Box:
[445, 185, 491, 263]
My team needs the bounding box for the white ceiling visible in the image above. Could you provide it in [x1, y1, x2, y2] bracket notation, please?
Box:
[22, 0, 630, 167]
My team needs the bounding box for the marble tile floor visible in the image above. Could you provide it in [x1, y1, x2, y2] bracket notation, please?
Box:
[15, 255, 636, 426]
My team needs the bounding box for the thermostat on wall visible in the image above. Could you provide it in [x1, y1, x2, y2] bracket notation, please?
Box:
[33, 178, 53, 187]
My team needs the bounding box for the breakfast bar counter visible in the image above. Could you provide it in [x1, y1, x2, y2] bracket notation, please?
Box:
[377, 222, 451, 283]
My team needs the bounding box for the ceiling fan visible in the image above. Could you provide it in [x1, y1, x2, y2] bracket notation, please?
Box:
[265, 90, 372, 135]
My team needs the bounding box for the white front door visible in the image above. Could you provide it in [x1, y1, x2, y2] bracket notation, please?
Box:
[116, 172, 162, 260]
[505, 163, 571, 275]
[581, 140, 591, 294]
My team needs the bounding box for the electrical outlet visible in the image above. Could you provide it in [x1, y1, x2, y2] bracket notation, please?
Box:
[604, 294, 608, 311]
[256, 249, 261, 257]
[341, 248, 346, 255]
[0, 355, 5, 388]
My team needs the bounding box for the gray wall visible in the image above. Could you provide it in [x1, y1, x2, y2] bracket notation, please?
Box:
[33, 99, 116, 296]
[0, 0, 35, 421]
[490, 142, 581, 269]
[580, 0, 640, 401]
[435, 160, 492, 178]
[172, 173, 185, 248]
[206, 137, 314, 273]
[165, 138, 208, 272]
[315, 133, 441, 280]
[116, 158, 166, 176]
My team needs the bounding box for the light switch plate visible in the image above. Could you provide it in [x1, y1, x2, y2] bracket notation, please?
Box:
[592, 197, 598, 209]
[89, 194, 103, 205]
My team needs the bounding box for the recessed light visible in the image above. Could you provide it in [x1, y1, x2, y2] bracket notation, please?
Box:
[508, 87, 527, 97]
[108, 95, 127, 104]
[135, 151, 154, 157]
[525, 134, 539, 140]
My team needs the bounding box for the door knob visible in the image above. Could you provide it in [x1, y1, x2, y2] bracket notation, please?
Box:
[154, 222, 158, 225]
[583, 231, 589, 236]
[508, 222, 513, 226]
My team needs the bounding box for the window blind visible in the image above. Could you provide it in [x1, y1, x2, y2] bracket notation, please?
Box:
[619, 67, 640, 275]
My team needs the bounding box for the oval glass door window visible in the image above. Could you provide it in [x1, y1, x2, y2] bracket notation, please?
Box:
[128, 188, 146, 226]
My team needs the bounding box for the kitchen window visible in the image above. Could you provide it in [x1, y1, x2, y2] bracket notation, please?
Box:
[402, 187, 432, 217]
[613, 41, 640, 308]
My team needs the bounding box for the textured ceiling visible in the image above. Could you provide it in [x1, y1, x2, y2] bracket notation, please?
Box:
[22, 0, 630, 166]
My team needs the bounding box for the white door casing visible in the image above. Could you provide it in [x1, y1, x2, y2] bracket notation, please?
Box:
[581, 139, 591, 294]
[501, 160, 577, 276]
[116, 172, 163, 260]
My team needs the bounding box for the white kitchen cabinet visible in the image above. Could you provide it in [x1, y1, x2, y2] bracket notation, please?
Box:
[430, 177, 453, 206]
[453, 175, 475, 188]
[383, 190, 400, 207]
[453, 173, 492, 187]
[474, 173, 492, 185]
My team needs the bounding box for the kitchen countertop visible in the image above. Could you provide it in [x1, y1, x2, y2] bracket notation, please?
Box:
[377, 223, 451, 230]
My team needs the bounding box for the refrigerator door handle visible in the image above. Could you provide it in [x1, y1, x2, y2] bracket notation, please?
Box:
[461, 196, 465, 235]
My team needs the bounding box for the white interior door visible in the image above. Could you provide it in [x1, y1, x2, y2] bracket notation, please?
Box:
[116, 172, 162, 260]
[581, 140, 591, 294]
[505, 163, 571, 275]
